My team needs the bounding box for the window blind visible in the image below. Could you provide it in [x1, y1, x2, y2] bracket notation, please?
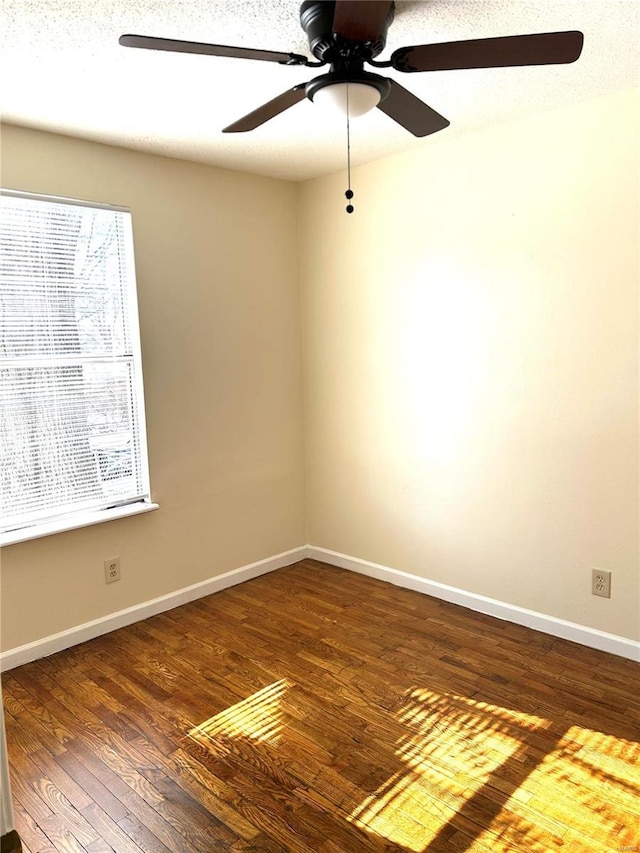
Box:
[0, 189, 152, 537]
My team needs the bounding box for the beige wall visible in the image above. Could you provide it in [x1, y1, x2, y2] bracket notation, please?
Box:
[299, 89, 639, 642]
[1, 89, 638, 653]
[1, 125, 306, 650]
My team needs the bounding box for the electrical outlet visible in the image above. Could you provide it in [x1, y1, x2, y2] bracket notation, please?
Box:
[591, 569, 611, 598]
[104, 557, 121, 584]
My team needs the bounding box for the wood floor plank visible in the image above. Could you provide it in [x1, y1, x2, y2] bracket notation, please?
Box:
[4, 559, 640, 853]
[10, 798, 52, 853]
[31, 776, 99, 847]
[54, 749, 130, 823]
[80, 801, 146, 853]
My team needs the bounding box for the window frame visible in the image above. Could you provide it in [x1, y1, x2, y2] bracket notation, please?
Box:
[0, 188, 158, 547]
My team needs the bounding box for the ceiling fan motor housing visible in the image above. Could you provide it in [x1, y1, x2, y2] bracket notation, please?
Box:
[299, 0, 395, 62]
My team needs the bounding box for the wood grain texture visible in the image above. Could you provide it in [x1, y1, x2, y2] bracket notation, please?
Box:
[3, 559, 640, 852]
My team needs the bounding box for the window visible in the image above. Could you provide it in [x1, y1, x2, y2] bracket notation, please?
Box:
[0, 189, 156, 546]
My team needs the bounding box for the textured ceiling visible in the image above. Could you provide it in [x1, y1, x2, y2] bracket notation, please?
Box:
[1, 1, 638, 181]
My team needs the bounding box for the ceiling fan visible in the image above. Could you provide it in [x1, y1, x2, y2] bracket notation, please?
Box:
[119, 0, 584, 138]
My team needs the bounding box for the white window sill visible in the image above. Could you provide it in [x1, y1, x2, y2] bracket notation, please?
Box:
[0, 502, 159, 547]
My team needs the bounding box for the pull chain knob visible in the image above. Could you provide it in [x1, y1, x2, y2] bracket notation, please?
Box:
[345, 189, 354, 214]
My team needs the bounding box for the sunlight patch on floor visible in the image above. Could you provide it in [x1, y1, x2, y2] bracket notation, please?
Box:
[187, 678, 292, 748]
[509, 726, 640, 851]
[348, 688, 545, 852]
[347, 687, 640, 853]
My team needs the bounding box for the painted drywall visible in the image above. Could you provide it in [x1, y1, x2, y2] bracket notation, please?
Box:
[0, 125, 306, 650]
[299, 88, 639, 642]
[1, 89, 638, 654]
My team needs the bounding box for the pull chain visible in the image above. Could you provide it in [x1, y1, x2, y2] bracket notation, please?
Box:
[345, 82, 354, 214]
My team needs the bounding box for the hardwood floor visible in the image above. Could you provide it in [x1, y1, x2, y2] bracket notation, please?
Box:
[3, 559, 639, 853]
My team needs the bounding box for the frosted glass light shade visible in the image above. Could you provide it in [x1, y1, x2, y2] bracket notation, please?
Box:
[313, 82, 381, 117]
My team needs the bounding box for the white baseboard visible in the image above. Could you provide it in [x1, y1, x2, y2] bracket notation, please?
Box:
[0, 546, 309, 672]
[3, 543, 638, 670]
[307, 546, 640, 662]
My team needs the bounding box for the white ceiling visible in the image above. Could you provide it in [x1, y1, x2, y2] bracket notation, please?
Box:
[1, 1, 638, 181]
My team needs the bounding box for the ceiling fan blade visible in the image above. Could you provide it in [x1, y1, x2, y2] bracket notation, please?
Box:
[119, 34, 309, 65]
[392, 31, 584, 73]
[332, 0, 394, 42]
[223, 84, 308, 132]
[377, 79, 449, 137]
